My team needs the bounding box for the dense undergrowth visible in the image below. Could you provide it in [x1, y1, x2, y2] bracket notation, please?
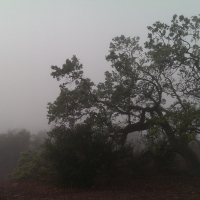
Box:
[10, 124, 184, 188]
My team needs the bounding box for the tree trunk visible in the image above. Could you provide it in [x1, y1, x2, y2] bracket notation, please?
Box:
[171, 141, 200, 176]
[194, 138, 200, 147]
[157, 113, 200, 176]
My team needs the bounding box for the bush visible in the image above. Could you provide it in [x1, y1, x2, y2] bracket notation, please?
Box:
[11, 125, 143, 187]
[12, 150, 53, 181]
[43, 124, 114, 187]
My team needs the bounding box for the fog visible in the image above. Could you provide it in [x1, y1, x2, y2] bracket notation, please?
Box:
[0, 1, 199, 133]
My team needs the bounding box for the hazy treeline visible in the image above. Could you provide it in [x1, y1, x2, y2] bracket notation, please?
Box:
[0, 129, 47, 181]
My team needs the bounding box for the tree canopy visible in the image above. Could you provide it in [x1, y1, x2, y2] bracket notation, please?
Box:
[47, 14, 200, 176]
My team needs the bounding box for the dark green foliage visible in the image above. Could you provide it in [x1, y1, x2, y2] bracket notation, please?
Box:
[43, 124, 114, 187]
[11, 126, 139, 187]
[42, 124, 143, 187]
[12, 150, 52, 181]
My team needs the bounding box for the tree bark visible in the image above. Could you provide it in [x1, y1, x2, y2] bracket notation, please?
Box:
[120, 108, 200, 176]
[155, 108, 200, 176]
[171, 141, 200, 176]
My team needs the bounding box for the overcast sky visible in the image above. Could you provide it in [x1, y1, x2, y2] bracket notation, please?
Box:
[0, 0, 200, 134]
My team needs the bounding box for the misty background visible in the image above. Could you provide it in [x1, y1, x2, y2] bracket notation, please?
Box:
[0, 0, 200, 134]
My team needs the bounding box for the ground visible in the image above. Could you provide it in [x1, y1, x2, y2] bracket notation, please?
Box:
[1, 171, 200, 200]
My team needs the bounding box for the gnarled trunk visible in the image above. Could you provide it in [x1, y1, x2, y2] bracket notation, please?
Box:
[171, 141, 200, 176]
[157, 112, 200, 176]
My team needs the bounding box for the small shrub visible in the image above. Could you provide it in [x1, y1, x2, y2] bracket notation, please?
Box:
[12, 150, 52, 181]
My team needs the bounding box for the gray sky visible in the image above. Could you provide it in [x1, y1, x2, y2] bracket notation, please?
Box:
[0, 0, 199, 133]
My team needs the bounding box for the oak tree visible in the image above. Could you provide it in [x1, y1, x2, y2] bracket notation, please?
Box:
[47, 14, 200, 176]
